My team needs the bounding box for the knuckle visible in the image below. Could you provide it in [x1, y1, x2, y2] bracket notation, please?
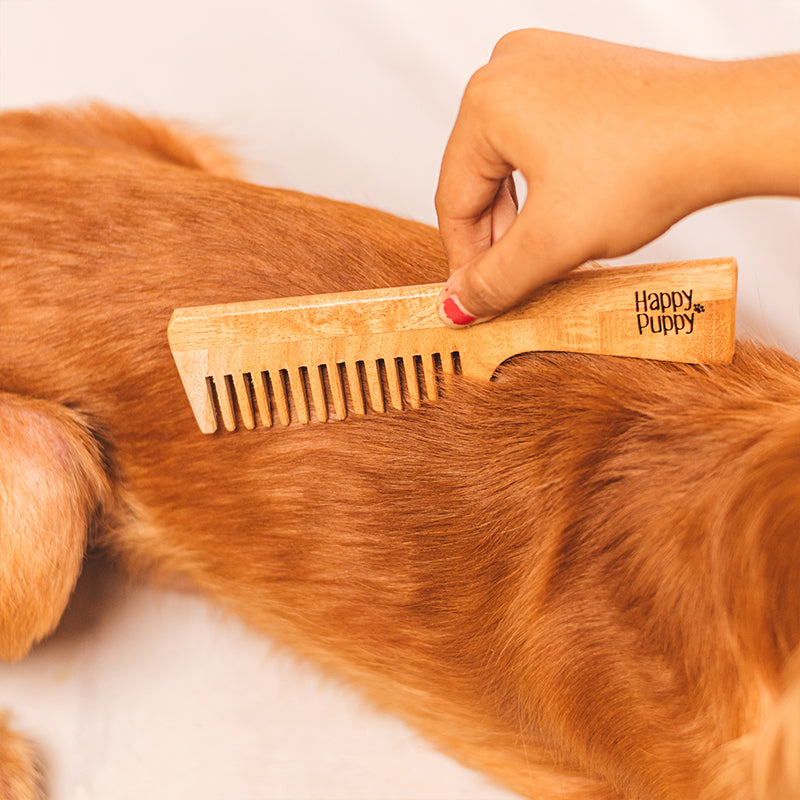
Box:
[491, 28, 542, 58]
[433, 183, 447, 216]
[491, 29, 525, 57]
[462, 64, 496, 112]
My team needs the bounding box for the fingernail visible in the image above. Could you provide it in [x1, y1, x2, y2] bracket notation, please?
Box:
[438, 293, 477, 327]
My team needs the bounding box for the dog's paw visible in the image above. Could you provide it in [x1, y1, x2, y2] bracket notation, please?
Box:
[0, 714, 44, 800]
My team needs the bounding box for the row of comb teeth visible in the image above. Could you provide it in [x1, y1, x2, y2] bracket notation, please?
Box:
[207, 351, 463, 431]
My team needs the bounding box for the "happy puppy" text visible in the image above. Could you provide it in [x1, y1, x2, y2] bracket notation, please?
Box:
[635, 289, 704, 336]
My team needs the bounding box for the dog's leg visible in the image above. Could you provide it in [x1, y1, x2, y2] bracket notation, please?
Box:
[700, 658, 800, 800]
[0, 392, 110, 661]
[750, 650, 800, 799]
[0, 393, 111, 795]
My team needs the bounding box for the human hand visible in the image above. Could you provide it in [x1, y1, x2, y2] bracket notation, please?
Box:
[434, 29, 797, 326]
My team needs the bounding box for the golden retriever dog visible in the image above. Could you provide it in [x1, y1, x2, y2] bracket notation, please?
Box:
[1, 105, 799, 800]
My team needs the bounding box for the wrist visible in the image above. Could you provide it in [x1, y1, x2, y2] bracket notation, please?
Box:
[692, 54, 800, 205]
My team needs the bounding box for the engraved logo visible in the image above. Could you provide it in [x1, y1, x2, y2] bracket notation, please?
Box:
[635, 290, 705, 335]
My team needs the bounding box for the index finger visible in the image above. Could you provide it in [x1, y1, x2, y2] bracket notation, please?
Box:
[434, 109, 515, 273]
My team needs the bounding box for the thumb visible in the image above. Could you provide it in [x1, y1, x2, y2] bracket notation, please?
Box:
[436, 204, 578, 327]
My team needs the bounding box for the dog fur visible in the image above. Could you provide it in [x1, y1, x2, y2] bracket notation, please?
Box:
[0, 105, 799, 799]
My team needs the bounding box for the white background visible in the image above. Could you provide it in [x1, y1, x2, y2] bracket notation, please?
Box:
[1, 2, 799, 799]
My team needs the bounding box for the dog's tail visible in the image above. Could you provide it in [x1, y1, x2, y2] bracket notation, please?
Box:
[0, 103, 241, 178]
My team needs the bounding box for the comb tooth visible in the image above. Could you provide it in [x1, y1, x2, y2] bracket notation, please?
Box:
[423, 353, 438, 401]
[346, 361, 366, 415]
[231, 373, 255, 430]
[363, 360, 385, 413]
[441, 351, 455, 376]
[386, 358, 403, 411]
[272, 371, 291, 426]
[329, 363, 347, 420]
[252, 372, 273, 428]
[307, 365, 328, 423]
[217, 375, 237, 432]
[288, 369, 310, 424]
[403, 356, 421, 409]
[203, 377, 220, 432]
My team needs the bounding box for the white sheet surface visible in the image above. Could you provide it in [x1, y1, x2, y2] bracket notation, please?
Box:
[1, 2, 799, 798]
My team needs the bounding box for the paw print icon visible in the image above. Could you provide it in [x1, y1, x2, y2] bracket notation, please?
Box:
[693, 303, 705, 313]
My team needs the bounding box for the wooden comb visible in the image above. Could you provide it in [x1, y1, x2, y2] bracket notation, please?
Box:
[168, 257, 737, 433]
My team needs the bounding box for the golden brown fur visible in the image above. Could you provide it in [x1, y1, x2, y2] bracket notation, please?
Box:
[1, 105, 799, 799]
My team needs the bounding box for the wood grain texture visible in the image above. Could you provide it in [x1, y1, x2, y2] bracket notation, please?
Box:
[168, 258, 737, 433]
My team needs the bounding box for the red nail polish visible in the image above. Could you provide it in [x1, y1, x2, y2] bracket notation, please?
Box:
[442, 296, 476, 326]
